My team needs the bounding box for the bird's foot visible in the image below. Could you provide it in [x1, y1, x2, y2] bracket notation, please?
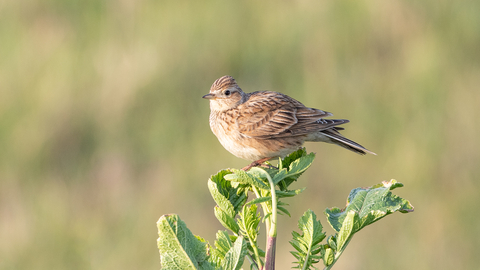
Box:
[242, 157, 274, 171]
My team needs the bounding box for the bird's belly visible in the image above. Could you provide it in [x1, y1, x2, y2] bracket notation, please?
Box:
[216, 132, 265, 161]
[214, 128, 305, 161]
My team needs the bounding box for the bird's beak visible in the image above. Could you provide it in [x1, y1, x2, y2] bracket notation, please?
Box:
[202, 93, 216, 99]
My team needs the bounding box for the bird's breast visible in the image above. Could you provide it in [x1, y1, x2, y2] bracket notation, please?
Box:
[209, 112, 265, 160]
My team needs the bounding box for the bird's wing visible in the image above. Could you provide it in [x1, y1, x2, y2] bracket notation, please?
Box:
[236, 91, 344, 138]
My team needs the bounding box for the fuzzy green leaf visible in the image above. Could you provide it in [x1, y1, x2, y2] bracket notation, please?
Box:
[336, 210, 356, 251]
[273, 152, 315, 184]
[247, 167, 273, 184]
[290, 209, 326, 270]
[277, 205, 291, 217]
[214, 206, 240, 234]
[276, 188, 305, 198]
[238, 204, 261, 243]
[281, 148, 308, 169]
[224, 169, 269, 190]
[323, 248, 334, 266]
[157, 214, 214, 270]
[208, 180, 236, 217]
[327, 235, 337, 251]
[222, 236, 247, 270]
[208, 170, 247, 216]
[245, 196, 272, 206]
[209, 231, 247, 270]
[325, 179, 414, 233]
[210, 231, 232, 267]
[245, 187, 304, 208]
[272, 168, 288, 185]
[277, 148, 315, 190]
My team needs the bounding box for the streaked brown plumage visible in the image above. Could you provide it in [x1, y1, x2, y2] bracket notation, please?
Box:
[203, 75, 375, 170]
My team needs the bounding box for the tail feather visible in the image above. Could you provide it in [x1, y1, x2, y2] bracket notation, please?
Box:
[320, 129, 376, 155]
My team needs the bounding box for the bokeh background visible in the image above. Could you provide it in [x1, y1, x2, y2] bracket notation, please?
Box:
[1, 0, 479, 269]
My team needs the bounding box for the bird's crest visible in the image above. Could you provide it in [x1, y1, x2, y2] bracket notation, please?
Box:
[211, 75, 237, 91]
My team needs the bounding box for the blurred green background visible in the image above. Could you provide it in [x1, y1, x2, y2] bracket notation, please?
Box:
[1, 0, 479, 269]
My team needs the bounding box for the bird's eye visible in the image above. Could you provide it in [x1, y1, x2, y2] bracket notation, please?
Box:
[225, 90, 231, 96]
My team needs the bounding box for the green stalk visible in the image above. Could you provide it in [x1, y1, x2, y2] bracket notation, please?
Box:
[249, 239, 262, 270]
[252, 185, 270, 234]
[301, 245, 312, 270]
[240, 202, 264, 270]
[264, 236, 276, 270]
[250, 168, 278, 269]
[264, 172, 277, 238]
[262, 169, 277, 270]
[246, 254, 259, 270]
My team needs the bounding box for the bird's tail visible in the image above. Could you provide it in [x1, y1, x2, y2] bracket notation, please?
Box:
[320, 129, 376, 155]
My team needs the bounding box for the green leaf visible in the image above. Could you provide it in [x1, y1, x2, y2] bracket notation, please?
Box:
[238, 204, 261, 243]
[275, 188, 305, 198]
[323, 248, 334, 266]
[327, 235, 337, 251]
[336, 210, 355, 251]
[244, 188, 304, 207]
[246, 243, 266, 258]
[370, 180, 404, 190]
[209, 232, 247, 270]
[272, 168, 288, 185]
[325, 179, 414, 232]
[274, 152, 315, 184]
[208, 170, 247, 216]
[247, 167, 274, 186]
[209, 180, 236, 217]
[157, 214, 214, 270]
[277, 205, 291, 217]
[263, 212, 272, 222]
[214, 206, 240, 234]
[276, 149, 315, 189]
[210, 231, 232, 267]
[245, 196, 272, 206]
[281, 148, 308, 169]
[289, 209, 326, 270]
[221, 236, 247, 270]
[224, 169, 269, 190]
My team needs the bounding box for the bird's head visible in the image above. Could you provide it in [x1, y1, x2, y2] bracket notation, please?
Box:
[203, 75, 246, 112]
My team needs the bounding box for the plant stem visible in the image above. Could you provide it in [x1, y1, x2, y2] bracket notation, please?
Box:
[301, 244, 312, 270]
[263, 169, 277, 269]
[252, 185, 270, 234]
[251, 243, 263, 269]
[250, 168, 278, 270]
[246, 254, 259, 270]
[251, 185, 269, 269]
[264, 236, 276, 270]
[265, 172, 277, 238]
[243, 224, 262, 270]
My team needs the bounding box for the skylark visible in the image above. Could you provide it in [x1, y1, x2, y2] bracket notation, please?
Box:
[203, 75, 375, 170]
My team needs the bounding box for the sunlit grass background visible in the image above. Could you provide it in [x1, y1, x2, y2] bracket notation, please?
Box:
[1, 0, 479, 269]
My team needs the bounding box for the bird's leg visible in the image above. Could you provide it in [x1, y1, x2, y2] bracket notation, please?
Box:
[242, 157, 272, 171]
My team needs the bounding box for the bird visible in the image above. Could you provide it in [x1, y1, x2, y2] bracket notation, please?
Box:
[203, 75, 375, 170]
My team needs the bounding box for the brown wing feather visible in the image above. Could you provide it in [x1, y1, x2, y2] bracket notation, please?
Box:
[236, 91, 345, 138]
[236, 92, 297, 137]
